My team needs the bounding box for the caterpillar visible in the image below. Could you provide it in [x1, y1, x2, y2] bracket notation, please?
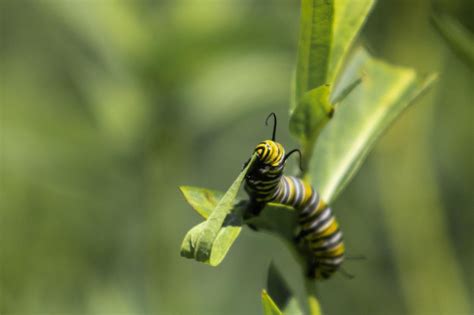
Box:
[244, 113, 345, 280]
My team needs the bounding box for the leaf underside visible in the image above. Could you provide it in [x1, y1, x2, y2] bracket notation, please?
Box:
[311, 47, 437, 203]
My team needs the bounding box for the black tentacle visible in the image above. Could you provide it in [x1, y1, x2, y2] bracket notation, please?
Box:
[265, 112, 277, 141]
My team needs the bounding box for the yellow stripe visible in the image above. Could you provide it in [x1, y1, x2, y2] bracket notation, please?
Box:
[301, 181, 312, 204]
[286, 176, 296, 204]
[319, 219, 339, 237]
[254, 140, 285, 166]
[314, 243, 345, 257]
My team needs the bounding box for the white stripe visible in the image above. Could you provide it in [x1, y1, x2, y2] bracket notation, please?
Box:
[322, 231, 343, 247]
[290, 177, 301, 207]
[319, 256, 344, 265]
[308, 207, 331, 230]
[301, 192, 317, 216]
[312, 230, 343, 248]
[316, 216, 335, 234]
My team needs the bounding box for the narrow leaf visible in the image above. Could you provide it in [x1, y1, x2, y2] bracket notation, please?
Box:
[328, 0, 375, 84]
[292, 0, 375, 109]
[294, 0, 334, 108]
[180, 154, 256, 265]
[311, 48, 437, 203]
[261, 290, 284, 315]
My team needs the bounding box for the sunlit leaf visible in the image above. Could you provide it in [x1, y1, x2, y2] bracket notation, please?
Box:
[180, 186, 230, 219]
[291, 0, 375, 175]
[261, 290, 283, 315]
[311, 48, 437, 203]
[432, 14, 474, 69]
[267, 263, 303, 315]
[292, 0, 375, 109]
[180, 154, 256, 265]
[328, 0, 375, 85]
[294, 0, 333, 106]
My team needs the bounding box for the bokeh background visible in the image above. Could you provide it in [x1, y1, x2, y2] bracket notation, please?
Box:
[1, 0, 473, 314]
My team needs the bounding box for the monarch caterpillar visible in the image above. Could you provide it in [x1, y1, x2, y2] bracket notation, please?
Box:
[244, 113, 346, 280]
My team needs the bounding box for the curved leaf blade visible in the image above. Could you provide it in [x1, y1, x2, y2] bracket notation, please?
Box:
[180, 154, 256, 265]
[311, 48, 437, 203]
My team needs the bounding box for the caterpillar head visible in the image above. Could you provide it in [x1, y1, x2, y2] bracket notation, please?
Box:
[254, 140, 285, 167]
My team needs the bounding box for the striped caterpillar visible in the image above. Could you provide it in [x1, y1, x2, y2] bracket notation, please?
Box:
[244, 113, 345, 280]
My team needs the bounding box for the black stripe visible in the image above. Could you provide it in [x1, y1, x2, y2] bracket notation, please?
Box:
[261, 144, 271, 161]
[280, 177, 290, 204]
[299, 190, 319, 219]
[314, 253, 344, 261]
[297, 209, 333, 239]
[299, 203, 327, 225]
[310, 228, 341, 244]
[311, 238, 343, 253]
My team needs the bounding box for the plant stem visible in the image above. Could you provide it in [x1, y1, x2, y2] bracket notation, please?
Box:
[304, 278, 322, 315]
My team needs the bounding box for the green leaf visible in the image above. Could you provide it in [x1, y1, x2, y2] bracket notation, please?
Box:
[328, 0, 375, 85]
[290, 85, 334, 141]
[209, 211, 243, 266]
[267, 263, 303, 315]
[311, 48, 437, 203]
[432, 14, 474, 69]
[292, 0, 375, 109]
[180, 186, 298, 243]
[294, 0, 334, 106]
[180, 154, 256, 265]
[261, 290, 284, 315]
[179, 186, 230, 219]
[289, 85, 334, 170]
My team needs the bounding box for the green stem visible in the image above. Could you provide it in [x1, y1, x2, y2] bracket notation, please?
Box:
[304, 279, 322, 315]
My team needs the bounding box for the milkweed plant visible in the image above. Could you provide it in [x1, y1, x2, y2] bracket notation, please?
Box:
[179, 1, 436, 314]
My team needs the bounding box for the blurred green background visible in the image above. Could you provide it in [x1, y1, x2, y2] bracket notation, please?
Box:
[1, 0, 473, 314]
